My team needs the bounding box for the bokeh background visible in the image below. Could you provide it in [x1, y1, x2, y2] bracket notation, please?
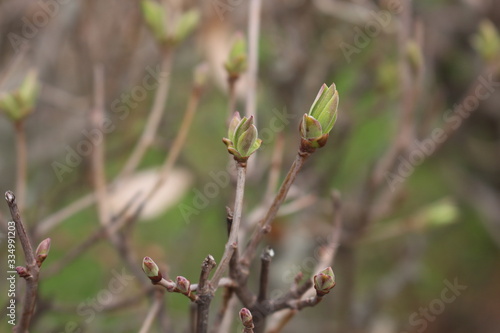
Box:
[1, 0, 500, 332]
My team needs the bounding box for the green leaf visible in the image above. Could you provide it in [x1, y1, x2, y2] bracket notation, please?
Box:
[141, 0, 167, 42]
[237, 125, 257, 156]
[228, 112, 241, 141]
[309, 83, 335, 119]
[317, 90, 339, 134]
[303, 115, 323, 139]
[234, 116, 253, 143]
[175, 9, 200, 42]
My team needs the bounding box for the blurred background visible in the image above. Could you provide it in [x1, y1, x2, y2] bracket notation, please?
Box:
[1, 0, 500, 332]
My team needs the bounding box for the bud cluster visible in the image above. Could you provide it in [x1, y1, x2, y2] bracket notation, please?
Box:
[313, 267, 336, 297]
[0, 70, 40, 123]
[300, 83, 339, 151]
[140, 0, 200, 45]
[223, 112, 262, 164]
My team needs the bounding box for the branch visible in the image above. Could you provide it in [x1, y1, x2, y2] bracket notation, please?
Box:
[211, 163, 247, 290]
[242, 152, 310, 266]
[138, 289, 164, 333]
[245, 0, 262, 119]
[258, 247, 274, 303]
[196, 255, 217, 333]
[119, 48, 173, 178]
[5, 191, 38, 332]
[267, 192, 342, 330]
[14, 120, 27, 213]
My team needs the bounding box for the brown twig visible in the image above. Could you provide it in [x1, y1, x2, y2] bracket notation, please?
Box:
[142, 63, 207, 205]
[196, 255, 217, 333]
[242, 152, 310, 266]
[5, 191, 38, 332]
[371, 0, 417, 189]
[119, 48, 173, 178]
[88, 65, 146, 283]
[245, 0, 262, 119]
[266, 310, 296, 333]
[258, 247, 274, 303]
[210, 208, 236, 333]
[211, 163, 247, 290]
[267, 191, 343, 330]
[39, 64, 205, 276]
[138, 289, 164, 333]
[14, 120, 27, 213]
[90, 65, 110, 228]
[227, 76, 238, 120]
[35, 193, 95, 237]
[253, 247, 274, 333]
[264, 133, 285, 203]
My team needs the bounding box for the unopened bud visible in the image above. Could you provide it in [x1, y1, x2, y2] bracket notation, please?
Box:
[0, 69, 40, 122]
[16, 266, 30, 278]
[472, 19, 500, 62]
[174, 9, 200, 43]
[223, 113, 262, 163]
[35, 238, 51, 267]
[140, 0, 167, 42]
[225, 32, 248, 79]
[175, 276, 191, 295]
[239, 308, 254, 328]
[313, 267, 336, 296]
[300, 83, 339, 150]
[142, 256, 162, 283]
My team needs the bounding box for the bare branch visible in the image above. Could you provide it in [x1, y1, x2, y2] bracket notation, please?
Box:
[5, 191, 39, 332]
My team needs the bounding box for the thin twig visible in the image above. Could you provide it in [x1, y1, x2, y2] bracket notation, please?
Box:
[119, 48, 173, 178]
[5, 191, 38, 333]
[258, 247, 274, 302]
[138, 289, 164, 333]
[242, 152, 310, 266]
[90, 65, 109, 228]
[196, 255, 217, 333]
[245, 0, 262, 119]
[267, 192, 343, 331]
[265, 310, 296, 333]
[14, 120, 27, 213]
[371, 0, 416, 189]
[211, 163, 247, 290]
[215, 295, 238, 333]
[264, 133, 285, 202]
[36, 60, 203, 240]
[253, 247, 275, 333]
[88, 66, 146, 283]
[142, 63, 206, 205]
[35, 50, 173, 236]
[228, 76, 238, 120]
[35, 193, 95, 237]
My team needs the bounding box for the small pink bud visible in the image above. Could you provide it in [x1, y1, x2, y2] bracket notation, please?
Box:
[142, 257, 162, 283]
[16, 266, 30, 278]
[175, 276, 191, 295]
[314, 267, 336, 296]
[239, 308, 254, 328]
[35, 238, 51, 266]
